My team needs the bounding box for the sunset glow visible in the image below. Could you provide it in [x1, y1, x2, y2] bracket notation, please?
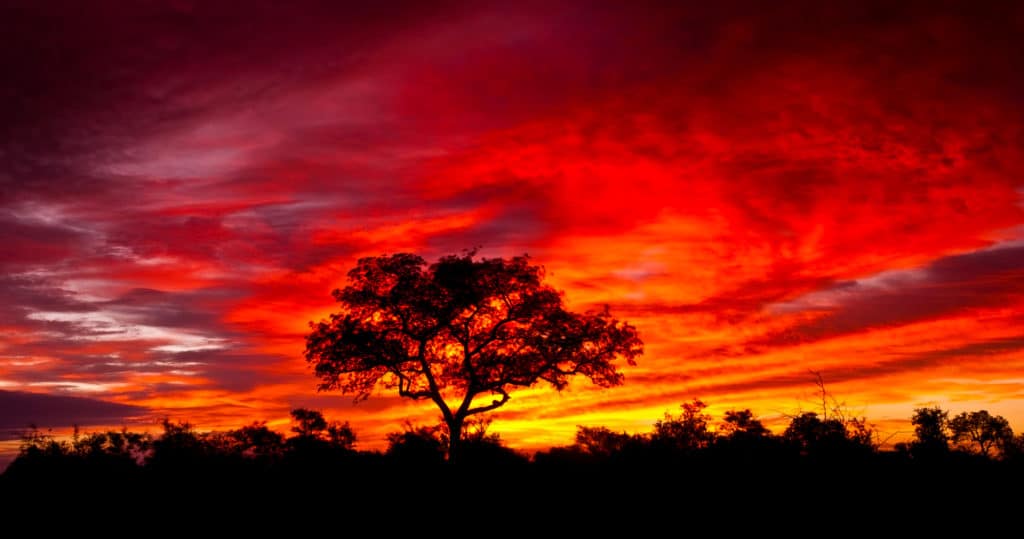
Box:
[2, 2, 1023, 462]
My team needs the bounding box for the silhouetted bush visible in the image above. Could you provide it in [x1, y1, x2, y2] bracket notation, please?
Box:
[386, 423, 447, 466]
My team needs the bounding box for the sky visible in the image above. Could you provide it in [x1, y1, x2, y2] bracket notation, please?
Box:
[2, 1, 1023, 461]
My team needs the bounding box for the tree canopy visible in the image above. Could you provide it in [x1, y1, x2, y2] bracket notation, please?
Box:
[911, 406, 950, 458]
[948, 410, 1013, 457]
[305, 251, 643, 460]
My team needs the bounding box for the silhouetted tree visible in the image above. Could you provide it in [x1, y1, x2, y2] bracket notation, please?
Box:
[1003, 433, 1024, 462]
[720, 409, 769, 440]
[910, 406, 949, 459]
[288, 408, 356, 452]
[713, 409, 780, 461]
[652, 399, 713, 452]
[290, 408, 328, 437]
[326, 421, 357, 449]
[842, 416, 876, 449]
[228, 422, 285, 459]
[149, 420, 206, 470]
[948, 410, 1013, 457]
[786, 373, 876, 457]
[305, 251, 643, 461]
[783, 412, 872, 458]
[573, 426, 637, 458]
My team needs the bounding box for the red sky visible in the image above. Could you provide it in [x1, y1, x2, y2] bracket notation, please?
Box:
[2, 1, 1024, 457]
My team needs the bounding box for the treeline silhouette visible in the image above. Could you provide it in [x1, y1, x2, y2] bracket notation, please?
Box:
[3, 411, 1022, 528]
[5, 402, 1024, 495]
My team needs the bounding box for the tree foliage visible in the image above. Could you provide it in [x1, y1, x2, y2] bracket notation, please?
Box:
[574, 426, 638, 458]
[652, 399, 713, 452]
[305, 252, 643, 460]
[948, 410, 1013, 457]
[910, 406, 950, 458]
[782, 412, 874, 458]
[720, 409, 769, 440]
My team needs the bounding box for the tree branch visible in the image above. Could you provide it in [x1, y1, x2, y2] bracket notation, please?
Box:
[467, 314, 518, 359]
[391, 368, 433, 400]
[465, 389, 510, 416]
[397, 387, 434, 400]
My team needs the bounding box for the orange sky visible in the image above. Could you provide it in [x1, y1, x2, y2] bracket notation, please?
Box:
[2, 1, 1023, 459]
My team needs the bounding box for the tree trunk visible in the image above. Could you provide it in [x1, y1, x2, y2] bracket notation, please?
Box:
[447, 417, 463, 464]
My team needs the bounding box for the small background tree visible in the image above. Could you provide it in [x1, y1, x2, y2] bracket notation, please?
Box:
[910, 406, 949, 459]
[288, 408, 356, 452]
[651, 399, 713, 453]
[948, 410, 1013, 457]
